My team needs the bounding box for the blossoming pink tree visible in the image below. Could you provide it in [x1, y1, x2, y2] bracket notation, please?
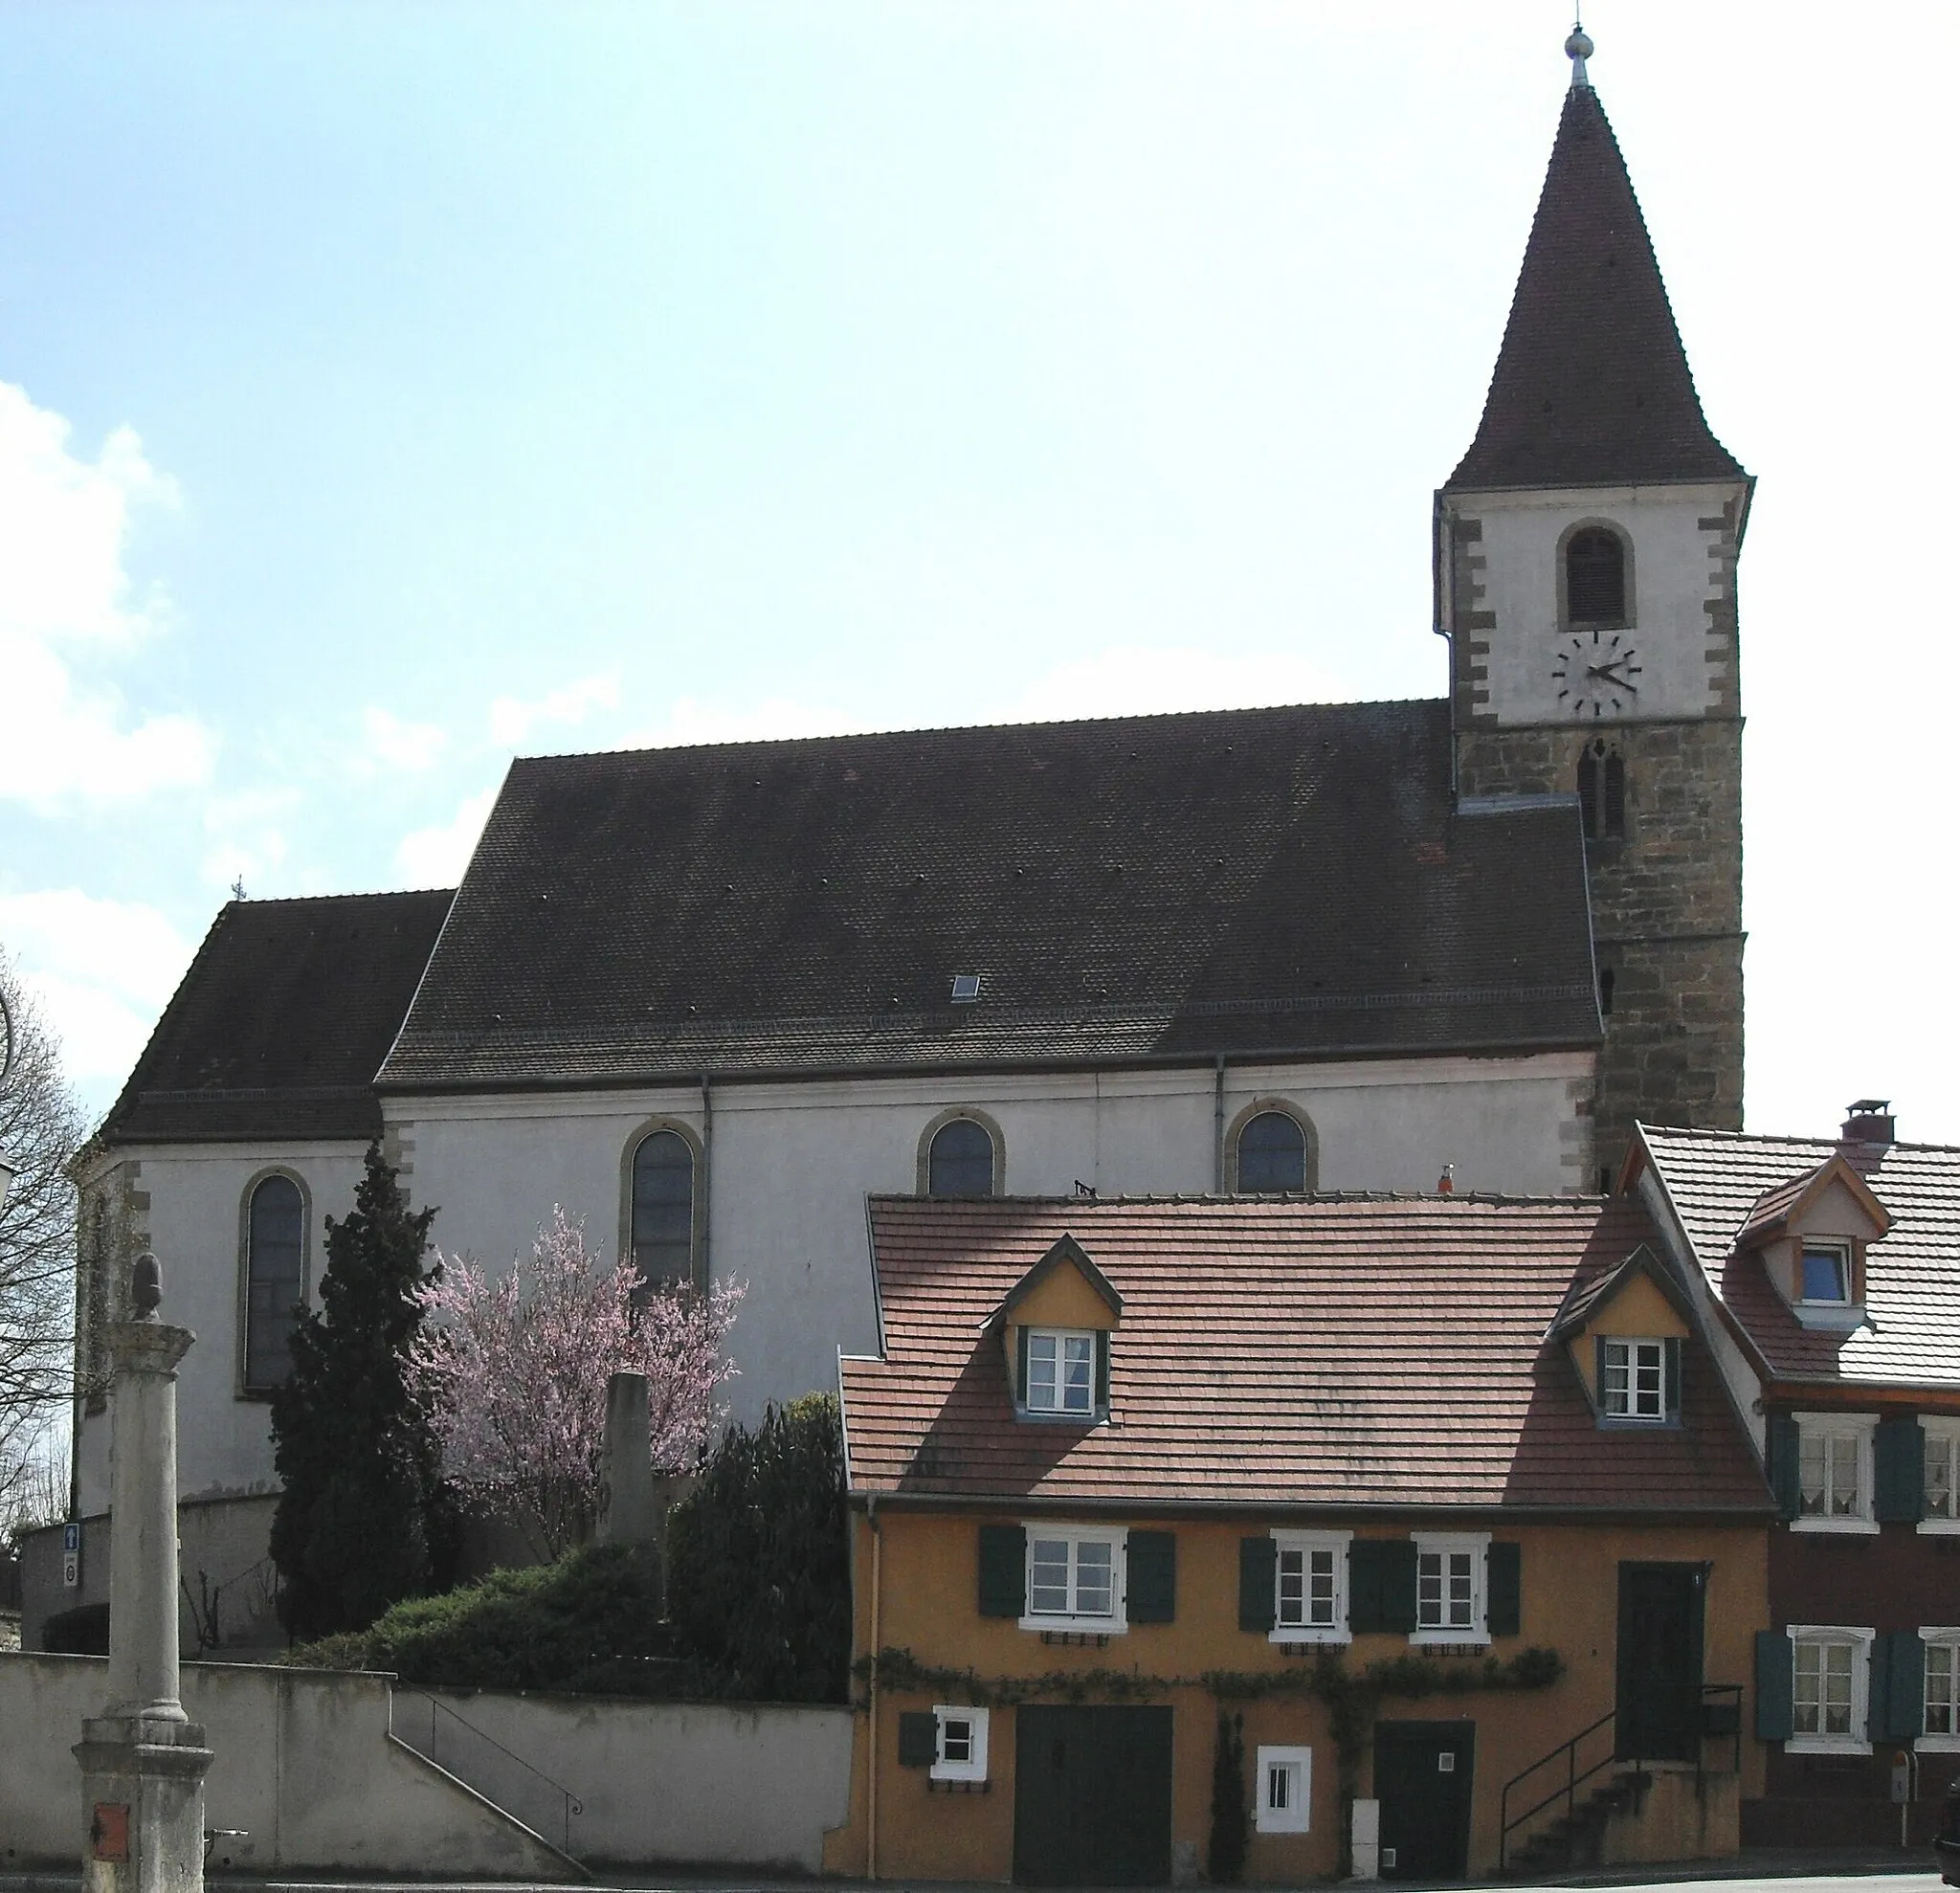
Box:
[409, 1208, 742, 1559]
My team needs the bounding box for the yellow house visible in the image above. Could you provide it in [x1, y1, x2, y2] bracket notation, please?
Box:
[828, 1194, 1773, 1884]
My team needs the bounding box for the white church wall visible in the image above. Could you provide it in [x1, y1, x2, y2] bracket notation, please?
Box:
[73, 1142, 369, 1518]
[392, 1050, 1592, 1432]
[1473, 480, 1735, 725]
[79, 1050, 1588, 1515]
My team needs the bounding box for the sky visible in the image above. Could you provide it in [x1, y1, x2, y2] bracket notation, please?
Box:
[0, 1, 1955, 1143]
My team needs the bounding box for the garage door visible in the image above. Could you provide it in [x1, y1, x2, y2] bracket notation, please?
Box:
[1013, 1704, 1173, 1885]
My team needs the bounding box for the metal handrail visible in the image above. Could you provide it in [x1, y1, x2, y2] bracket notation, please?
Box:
[410, 1693, 585, 1856]
[1498, 1684, 1745, 1874]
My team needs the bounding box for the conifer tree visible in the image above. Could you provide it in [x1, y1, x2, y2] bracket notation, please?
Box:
[269, 1143, 449, 1639]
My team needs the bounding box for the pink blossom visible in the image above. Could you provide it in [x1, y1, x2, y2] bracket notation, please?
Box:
[409, 1208, 742, 1559]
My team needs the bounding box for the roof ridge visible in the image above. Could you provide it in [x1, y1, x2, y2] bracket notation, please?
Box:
[510, 696, 1450, 769]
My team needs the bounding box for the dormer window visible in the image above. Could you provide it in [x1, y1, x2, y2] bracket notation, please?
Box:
[1600, 1337, 1679, 1423]
[1801, 1243, 1851, 1304]
[1025, 1327, 1097, 1415]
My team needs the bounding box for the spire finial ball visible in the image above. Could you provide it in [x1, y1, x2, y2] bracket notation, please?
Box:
[1566, 27, 1594, 62]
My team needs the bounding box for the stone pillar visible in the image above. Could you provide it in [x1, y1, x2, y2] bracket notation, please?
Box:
[74, 1255, 212, 1893]
[596, 1370, 657, 1548]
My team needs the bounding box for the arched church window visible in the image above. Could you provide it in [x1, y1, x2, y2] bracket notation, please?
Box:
[631, 1130, 697, 1288]
[1567, 526, 1627, 628]
[1236, 1109, 1308, 1194]
[243, 1173, 304, 1392]
[926, 1117, 996, 1198]
[1577, 740, 1626, 841]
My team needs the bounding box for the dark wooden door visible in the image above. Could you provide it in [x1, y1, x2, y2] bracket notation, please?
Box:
[1013, 1704, 1173, 1885]
[1374, 1720, 1475, 1881]
[1616, 1562, 1705, 1762]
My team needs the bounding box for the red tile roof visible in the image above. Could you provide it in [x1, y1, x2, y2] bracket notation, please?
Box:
[1638, 1126, 1960, 1392]
[840, 1195, 1770, 1516]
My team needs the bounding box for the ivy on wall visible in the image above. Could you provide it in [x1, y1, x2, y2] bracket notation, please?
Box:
[856, 1642, 1563, 1786]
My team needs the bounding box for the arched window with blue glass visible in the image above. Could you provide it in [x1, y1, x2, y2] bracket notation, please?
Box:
[630, 1127, 698, 1290]
[1232, 1104, 1316, 1195]
[922, 1112, 1001, 1198]
[242, 1172, 306, 1393]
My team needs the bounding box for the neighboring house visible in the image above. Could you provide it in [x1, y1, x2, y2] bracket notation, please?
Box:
[47, 33, 1751, 1654]
[828, 1192, 1772, 1884]
[1628, 1107, 1960, 1847]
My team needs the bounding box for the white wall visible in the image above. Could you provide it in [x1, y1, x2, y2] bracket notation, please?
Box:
[393, 1051, 1592, 1429]
[74, 1143, 368, 1518]
[89, 1050, 1591, 1503]
[1469, 479, 1739, 725]
[0, 1653, 574, 1880]
[401, 1687, 854, 1871]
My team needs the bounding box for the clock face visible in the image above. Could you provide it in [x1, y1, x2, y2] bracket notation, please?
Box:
[1552, 630, 1641, 719]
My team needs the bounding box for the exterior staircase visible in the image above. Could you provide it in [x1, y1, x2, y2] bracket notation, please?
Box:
[1505, 1768, 1652, 1875]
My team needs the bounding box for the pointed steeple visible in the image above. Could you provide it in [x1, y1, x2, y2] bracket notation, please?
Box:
[1446, 46, 1743, 491]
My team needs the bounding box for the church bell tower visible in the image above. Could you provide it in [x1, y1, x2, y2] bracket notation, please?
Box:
[1435, 28, 1749, 1183]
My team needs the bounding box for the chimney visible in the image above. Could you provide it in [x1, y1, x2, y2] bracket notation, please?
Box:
[1841, 1098, 1896, 1147]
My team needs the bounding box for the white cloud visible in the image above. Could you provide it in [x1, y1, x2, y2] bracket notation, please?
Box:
[488, 671, 620, 748]
[197, 786, 299, 895]
[359, 706, 447, 775]
[0, 889, 195, 1089]
[0, 382, 214, 810]
[395, 786, 499, 888]
[1006, 644, 1351, 724]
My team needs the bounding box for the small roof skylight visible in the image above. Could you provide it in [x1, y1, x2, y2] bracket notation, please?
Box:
[950, 973, 983, 1004]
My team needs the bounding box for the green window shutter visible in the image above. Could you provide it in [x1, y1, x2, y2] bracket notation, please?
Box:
[1767, 1414, 1801, 1521]
[1380, 1539, 1419, 1635]
[1095, 1330, 1110, 1413]
[1594, 1335, 1609, 1416]
[1127, 1530, 1176, 1623]
[1875, 1418, 1927, 1525]
[897, 1710, 939, 1768]
[1015, 1326, 1029, 1407]
[1348, 1539, 1385, 1634]
[1872, 1631, 1926, 1743]
[1663, 1337, 1683, 1422]
[1487, 1542, 1523, 1637]
[1754, 1630, 1794, 1741]
[977, 1524, 1027, 1617]
[1237, 1535, 1277, 1633]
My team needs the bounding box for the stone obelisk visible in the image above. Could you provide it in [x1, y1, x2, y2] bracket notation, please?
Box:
[74, 1254, 212, 1893]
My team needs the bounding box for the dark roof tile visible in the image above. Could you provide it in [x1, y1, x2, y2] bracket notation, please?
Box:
[380, 702, 1599, 1090]
[100, 891, 454, 1146]
[1447, 85, 1744, 492]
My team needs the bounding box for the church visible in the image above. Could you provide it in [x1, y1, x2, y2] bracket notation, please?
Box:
[56, 31, 1748, 1651]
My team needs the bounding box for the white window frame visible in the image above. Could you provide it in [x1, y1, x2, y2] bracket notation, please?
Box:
[1023, 1327, 1099, 1417]
[1920, 1421, 1960, 1536]
[930, 1704, 991, 1782]
[1787, 1624, 1874, 1754]
[1270, 1529, 1352, 1645]
[1921, 1629, 1960, 1753]
[1791, 1413, 1880, 1534]
[1411, 1531, 1490, 1647]
[1255, 1745, 1312, 1835]
[1600, 1336, 1667, 1423]
[1020, 1523, 1128, 1635]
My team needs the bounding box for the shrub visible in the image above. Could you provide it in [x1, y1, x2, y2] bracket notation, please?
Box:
[283, 1543, 673, 1695]
[664, 1392, 850, 1703]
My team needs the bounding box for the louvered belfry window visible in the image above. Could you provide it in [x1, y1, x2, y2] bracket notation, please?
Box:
[1567, 526, 1627, 627]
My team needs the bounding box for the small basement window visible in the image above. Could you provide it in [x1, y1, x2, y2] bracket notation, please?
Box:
[931, 1704, 990, 1782]
[1255, 1746, 1312, 1835]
